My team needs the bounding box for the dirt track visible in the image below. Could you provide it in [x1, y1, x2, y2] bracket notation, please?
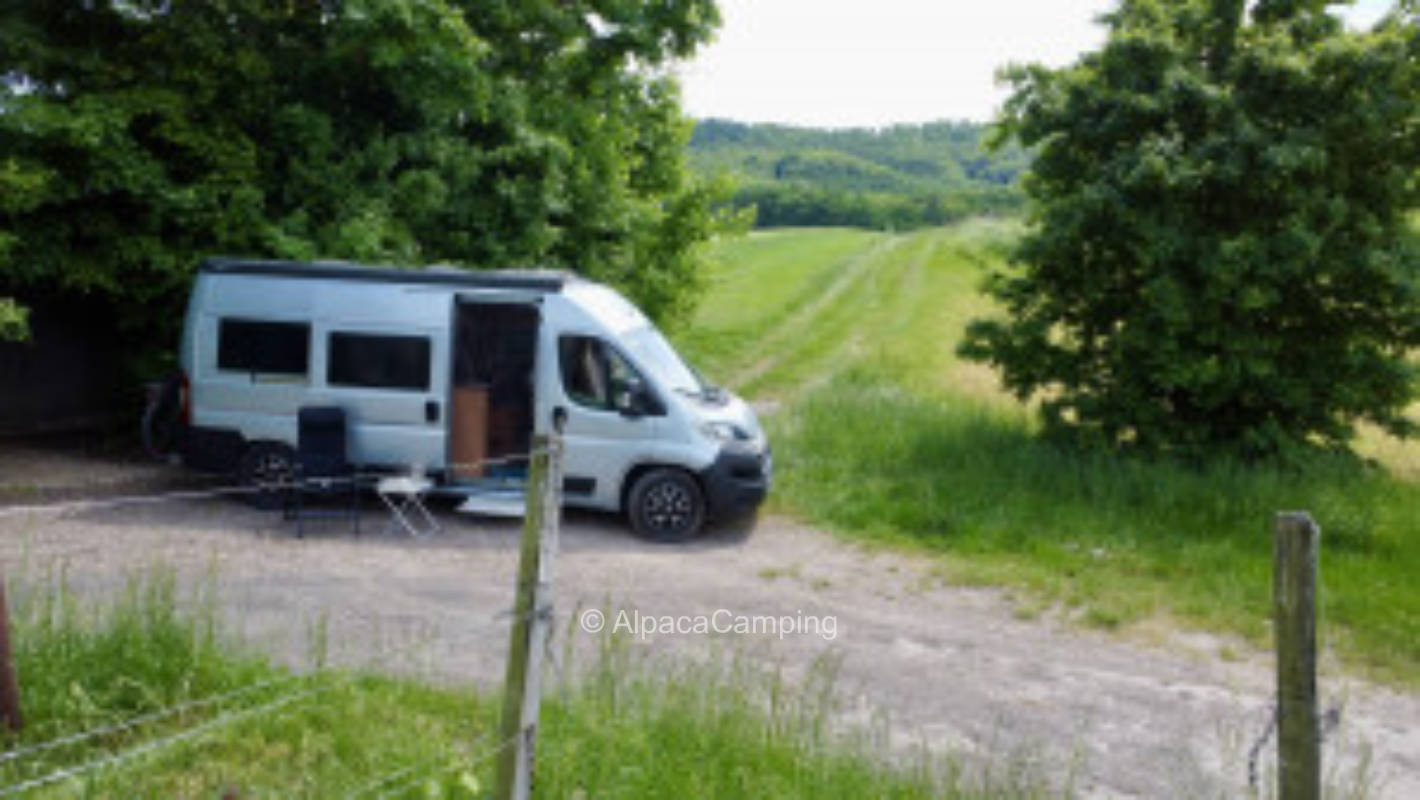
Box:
[3, 476, 1418, 799]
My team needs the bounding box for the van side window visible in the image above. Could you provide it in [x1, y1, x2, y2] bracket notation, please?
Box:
[559, 336, 636, 411]
[217, 318, 310, 376]
[327, 332, 431, 391]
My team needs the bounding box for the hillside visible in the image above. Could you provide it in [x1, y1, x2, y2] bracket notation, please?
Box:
[687, 119, 1028, 229]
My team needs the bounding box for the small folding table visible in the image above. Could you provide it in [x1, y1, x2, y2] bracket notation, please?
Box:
[376, 474, 439, 537]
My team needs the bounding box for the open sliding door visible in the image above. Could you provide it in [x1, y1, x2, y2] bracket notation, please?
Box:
[448, 298, 540, 488]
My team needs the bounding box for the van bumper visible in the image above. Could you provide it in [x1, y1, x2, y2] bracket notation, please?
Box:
[181, 424, 246, 474]
[699, 446, 771, 519]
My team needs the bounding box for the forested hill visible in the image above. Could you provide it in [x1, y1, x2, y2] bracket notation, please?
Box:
[687, 119, 1029, 230]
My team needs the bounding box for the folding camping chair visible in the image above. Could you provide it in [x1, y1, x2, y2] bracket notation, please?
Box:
[284, 406, 361, 536]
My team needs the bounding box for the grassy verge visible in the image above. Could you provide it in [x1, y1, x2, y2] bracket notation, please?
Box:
[1, 572, 1047, 798]
[682, 221, 1420, 685]
[773, 371, 1420, 680]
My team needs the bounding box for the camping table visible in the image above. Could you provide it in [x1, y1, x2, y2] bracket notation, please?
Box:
[376, 474, 439, 537]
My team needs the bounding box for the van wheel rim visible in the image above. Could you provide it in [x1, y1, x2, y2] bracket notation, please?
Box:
[252, 453, 293, 487]
[645, 482, 694, 531]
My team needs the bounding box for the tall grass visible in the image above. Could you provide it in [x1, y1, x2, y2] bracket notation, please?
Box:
[536, 630, 1050, 799]
[1, 572, 1048, 797]
[774, 368, 1420, 682]
[8, 567, 274, 754]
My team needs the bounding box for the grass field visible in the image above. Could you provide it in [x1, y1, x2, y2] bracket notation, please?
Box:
[679, 222, 1420, 685]
[1, 571, 1043, 798]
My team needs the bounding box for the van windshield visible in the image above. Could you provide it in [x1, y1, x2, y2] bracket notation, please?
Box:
[622, 326, 709, 397]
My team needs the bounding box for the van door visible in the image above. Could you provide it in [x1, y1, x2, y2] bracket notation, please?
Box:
[551, 334, 662, 509]
[449, 298, 540, 484]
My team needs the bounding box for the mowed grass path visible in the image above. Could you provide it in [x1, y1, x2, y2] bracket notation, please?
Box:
[678, 223, 1420, 685]
[686, 223, 1021, 401]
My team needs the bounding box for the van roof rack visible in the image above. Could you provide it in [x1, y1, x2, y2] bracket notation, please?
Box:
[200, 258, 570, 292]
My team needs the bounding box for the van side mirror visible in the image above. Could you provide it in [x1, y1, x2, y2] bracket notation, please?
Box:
[614, 378, 649, 418]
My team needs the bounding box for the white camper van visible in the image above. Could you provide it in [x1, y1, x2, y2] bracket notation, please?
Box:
[166, 258, 770, 539]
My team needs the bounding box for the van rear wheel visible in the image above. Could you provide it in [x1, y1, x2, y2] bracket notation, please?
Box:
[628, 468, 705, 542]
[238, 442, 295, 510]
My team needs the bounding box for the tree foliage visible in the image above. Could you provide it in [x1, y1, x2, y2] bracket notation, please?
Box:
[688, 119, 1028, 230]
[732, 182, 1018, 230]
[0, 298, 26, 341]
[960, 0, 1420, 460]
[0, 0, 727, 353]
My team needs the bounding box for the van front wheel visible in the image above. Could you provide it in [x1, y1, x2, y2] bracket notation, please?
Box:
[628, 468, 705, 542]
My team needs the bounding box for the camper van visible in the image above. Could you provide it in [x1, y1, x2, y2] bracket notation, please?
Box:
[164, 258, 770, 540]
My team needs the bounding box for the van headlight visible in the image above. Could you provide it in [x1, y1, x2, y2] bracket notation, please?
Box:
[700, 421, 751, 444]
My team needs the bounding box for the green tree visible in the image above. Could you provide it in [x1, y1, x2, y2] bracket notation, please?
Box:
[960, 0, 1420, 459]
[0, 0, 724, 354]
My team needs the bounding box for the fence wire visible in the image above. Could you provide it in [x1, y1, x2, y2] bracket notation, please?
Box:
[0, 577, 526, 794]
[0, 484, 261, 520]
[0, 449, 545, 522]
[0, 672, 308, 767]
[0, 442, 560, 796]
[0, 678, 343, 796]
[1246, 697, 1345, 793]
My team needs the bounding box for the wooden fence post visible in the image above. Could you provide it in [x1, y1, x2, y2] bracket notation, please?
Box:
[494, 433, 563, 800]
[1274, 511, 1320, 800]
[0, 576, 22, 731]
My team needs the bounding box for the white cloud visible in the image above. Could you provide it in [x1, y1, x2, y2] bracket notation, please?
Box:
[677, 0, 1402, 128]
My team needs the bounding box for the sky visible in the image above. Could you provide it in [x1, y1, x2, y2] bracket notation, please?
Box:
[676, 0, 1401, 128]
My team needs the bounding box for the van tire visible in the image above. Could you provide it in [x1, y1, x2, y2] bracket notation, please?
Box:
[238, 442, 295, 510]
[627, 468, 705, 542]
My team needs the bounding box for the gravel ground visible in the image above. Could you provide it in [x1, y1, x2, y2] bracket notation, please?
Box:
[1, 457, 1417, 798]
